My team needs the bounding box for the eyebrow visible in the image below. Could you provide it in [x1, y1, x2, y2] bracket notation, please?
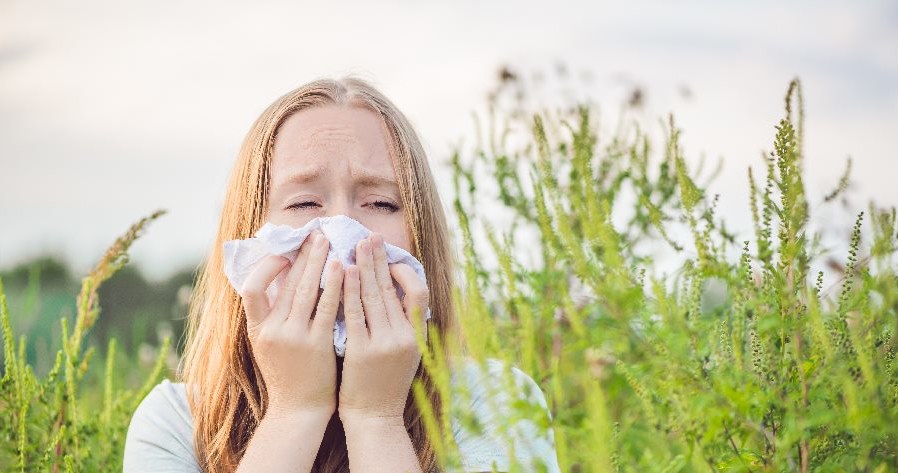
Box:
[283, 166, 399, 189]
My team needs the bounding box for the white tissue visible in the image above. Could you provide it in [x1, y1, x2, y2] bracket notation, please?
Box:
[222, 214, 430, 356]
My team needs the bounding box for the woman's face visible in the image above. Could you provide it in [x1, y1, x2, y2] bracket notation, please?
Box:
[266, 104, 411, 253]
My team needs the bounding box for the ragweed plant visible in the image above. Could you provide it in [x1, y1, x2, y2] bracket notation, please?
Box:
[0, 210, 171, 472]
[1, 77, 894, 473]
[412, 78, 898, 472]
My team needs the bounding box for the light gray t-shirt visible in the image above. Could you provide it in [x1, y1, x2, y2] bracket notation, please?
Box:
[123, 357, 561, 472]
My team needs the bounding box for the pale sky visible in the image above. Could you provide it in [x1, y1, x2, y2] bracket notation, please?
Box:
[1, 0, 896, 281]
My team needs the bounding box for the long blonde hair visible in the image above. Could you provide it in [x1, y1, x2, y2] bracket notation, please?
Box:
[179, 76, 458, 472]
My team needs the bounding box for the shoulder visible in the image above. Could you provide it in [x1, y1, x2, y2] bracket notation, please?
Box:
[123, 378, 201, 473]
[448, 357, 561, 473]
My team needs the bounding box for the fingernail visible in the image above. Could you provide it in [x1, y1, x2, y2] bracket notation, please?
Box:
[361, 239, 371, 255]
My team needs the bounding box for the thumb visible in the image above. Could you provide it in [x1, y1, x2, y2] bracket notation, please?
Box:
[239, 255, 290, 331]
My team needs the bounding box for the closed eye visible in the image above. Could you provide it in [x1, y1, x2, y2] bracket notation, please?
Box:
[286, 201, 320, 210]
[368, 200, 399, 213]
[287, 200, 399, 213]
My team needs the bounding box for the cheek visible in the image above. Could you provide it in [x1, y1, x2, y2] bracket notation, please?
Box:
[265, 210, 313, 228]
[366, 219, 412, 254]
[387, 230, 413, 254]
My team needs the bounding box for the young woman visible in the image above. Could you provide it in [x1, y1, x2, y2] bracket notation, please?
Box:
[123, 77, 560, 473]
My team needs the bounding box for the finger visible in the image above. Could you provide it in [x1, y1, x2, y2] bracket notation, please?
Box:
[287, 232, 330, 327]
[388, 263, 430, 330]
[239, 255, 290, 330]
[311, 259, 343, 338]
[343, 264, 368, 351]
[270, 229, 321, 317]
[369, 232, 405, 328]
[356, 237, 390, 332]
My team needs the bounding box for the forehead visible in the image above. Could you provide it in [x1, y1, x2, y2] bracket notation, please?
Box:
[270, 104, 396, 185]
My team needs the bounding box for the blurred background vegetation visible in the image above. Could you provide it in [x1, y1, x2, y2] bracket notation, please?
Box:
[0, 255, 190, 377]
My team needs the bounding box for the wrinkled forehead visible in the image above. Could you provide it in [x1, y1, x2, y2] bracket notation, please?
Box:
[274, 104, 393, 155]
[269, 105, 399, 186]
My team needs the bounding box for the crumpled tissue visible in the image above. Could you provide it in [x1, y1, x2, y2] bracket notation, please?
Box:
[222, 214, 430, 356]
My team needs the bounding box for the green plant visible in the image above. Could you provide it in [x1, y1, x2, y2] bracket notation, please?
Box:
[0, 210, 172, 472]
[414, 77, 898, 472]
[2, 75, 895, 473]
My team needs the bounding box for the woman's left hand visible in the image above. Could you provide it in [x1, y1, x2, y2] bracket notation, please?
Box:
[337, 232, 429, 424]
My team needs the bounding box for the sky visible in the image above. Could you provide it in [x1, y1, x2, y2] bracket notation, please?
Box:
[1, 0, 896, 282]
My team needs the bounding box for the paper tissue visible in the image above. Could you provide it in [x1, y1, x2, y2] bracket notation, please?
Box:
[222, 214, 430, 356]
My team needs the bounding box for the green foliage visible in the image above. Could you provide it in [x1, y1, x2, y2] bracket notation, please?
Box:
[2, 76, 895, 473]
[0, 210, 172, 471]
[414, 78, 898, 472]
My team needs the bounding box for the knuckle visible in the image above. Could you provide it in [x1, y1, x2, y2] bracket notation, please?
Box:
[277, 280, 297, 299]
[397, 337, 420, 358]
[316, 296, 336, 314]
[286, 264, 305, 283]
[361, 293, 381, 307]
[254, 329, 277, 350]
[388, 340, 403, 356]
[295, 280, 318, 301]
[295, 335, 315, 350]
[343, 301, 361, 315]
[344, 305, 365, 322]
[346, 315, 366, 327]
[371, 338, 396, 356]
[254, 324, 313, 352]
[240, 284, 263, 301]
[396, 333, 417, 352]
[378, 279, 395, 294]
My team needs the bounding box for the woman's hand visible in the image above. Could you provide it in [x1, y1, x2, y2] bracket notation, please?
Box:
[238, 229, 344, 418]
[337, 232, 430, 424]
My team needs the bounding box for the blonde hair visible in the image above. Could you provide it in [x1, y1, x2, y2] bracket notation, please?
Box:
[179, 76, 458, 472]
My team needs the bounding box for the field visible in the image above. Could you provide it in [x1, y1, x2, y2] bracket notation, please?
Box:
[2, 78, 897, 472]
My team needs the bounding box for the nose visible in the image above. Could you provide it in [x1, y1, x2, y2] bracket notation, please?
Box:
[323, 194, 361, 224]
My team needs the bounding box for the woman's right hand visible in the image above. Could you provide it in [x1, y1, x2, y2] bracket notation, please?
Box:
[237, 229, 345, 418]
